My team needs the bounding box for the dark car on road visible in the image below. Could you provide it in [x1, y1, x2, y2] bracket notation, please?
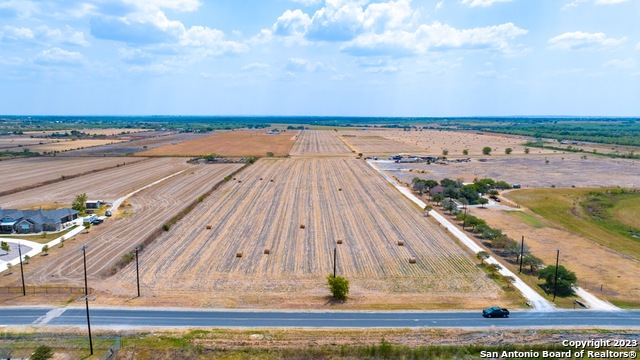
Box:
[482, 306, 509, 318]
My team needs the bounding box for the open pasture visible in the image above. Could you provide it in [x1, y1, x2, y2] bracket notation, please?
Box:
[108, 158, 502, 308]
[138, 130, 296, 157]
[0, 136, 58, 149]
[339, 130, 424, 154]
[12, 164, 243, 287]
[383, 154, 640, 189]
[0, 156, 146, 194]
[0, 158, 192, 209]
[3, 139, 124, 153]
[290, 130, 353, 155]
[58, 132, 208, 156]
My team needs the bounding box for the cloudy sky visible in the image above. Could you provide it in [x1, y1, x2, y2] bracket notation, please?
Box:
[0, 0, 638, 116]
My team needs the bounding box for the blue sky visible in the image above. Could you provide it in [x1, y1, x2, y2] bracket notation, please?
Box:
[0, 0, 638, 116]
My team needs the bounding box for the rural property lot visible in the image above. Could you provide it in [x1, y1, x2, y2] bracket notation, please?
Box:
[107, 158, 505, 309]
[138, 130, 297, 157]
[0, 156, 146, 194]
[290, 130, 353, 156]
[384, 154, 640, 188]
[59, 132, 208, 156]
[339, 130, 424, 154]
[0, 158, 192, 209]
[3, 139, 125, 153]
[5, 163, 243, 288]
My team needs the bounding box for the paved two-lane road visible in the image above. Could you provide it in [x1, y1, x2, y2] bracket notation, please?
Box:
[1, 307, 639, 329]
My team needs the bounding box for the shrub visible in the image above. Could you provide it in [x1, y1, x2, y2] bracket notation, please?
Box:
[327, 274, 350, 301]
[31, 345, 54, 360]
[162, 224, 170, 231]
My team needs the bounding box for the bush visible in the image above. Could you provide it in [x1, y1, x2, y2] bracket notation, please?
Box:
[539, 265, 577, 297]
[31, 345, 54, 360]
[266, 152, 275, 157]
[162, 224, 170, 231]
[327, 274, 350, 301]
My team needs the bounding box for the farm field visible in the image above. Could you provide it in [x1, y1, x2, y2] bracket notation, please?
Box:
[0, 136, 59, 149]
[106, 158, 506, 309]
[56, 132, 208, 156]
[3, 139, 124, 153]
[474, 190, 640, 307]
[0, 156, 146, 194]
[339, 130, 424, 154]
[0, 158, 192, 209]
[289, 130, 353, 156]
[382, 154, 640, 188]
[138, 130, 297, 157]
[3, 163, 243, 288]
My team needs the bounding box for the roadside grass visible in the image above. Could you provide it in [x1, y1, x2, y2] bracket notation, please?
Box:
[505, 188, 640, 260]
[609, 196, 640, 229]
[504, 211, 545, 228]
[2, 226, 78, 244]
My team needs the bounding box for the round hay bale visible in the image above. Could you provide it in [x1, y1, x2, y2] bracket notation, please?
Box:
[397, 240, 404, 246]
[263, 249, 270, 255]
[206, 225, 212, 230]
[338, 188, 342, 191]
[409, 257, 416, 264]
[238, 180, 242, 183]
[236, 252, 243, 258]
[336, 239, 343, 245]
[233, 177, 236, 180]
[300, 224, 305, 229]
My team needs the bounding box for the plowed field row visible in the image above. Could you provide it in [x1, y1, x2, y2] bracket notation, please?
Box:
[0, 157, 147, 194]
[290, 130, 353, 155]
[22, 163, 242, 286]
[111, 158, 497, 297]
[0, 158, 191, 208]
[339, 131, 423, 154]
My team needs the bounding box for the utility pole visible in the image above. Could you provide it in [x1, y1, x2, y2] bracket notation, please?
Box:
[553, 249, 560, 302]
[135, 247, 140, 297]
[519, 236, 525, 274]
[333, 247, 337, 278]
[18, 244, 25, 296]
[81, 245, 93, 355]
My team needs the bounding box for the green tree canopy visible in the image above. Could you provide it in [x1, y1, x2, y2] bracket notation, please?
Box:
[327, 275, 350, 301]
[72, 193, 88, 214]
[539, 265, 577, 297]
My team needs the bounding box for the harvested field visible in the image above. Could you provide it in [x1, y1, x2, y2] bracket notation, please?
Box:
[0, 156, 147, 195]
[3, 139, 124, 153]
[290, 130, 353, 155]
[59, 132, 208, 156]
[138, 130, 297, 157]
[381, 129, 557, 156]
[6, 164, 242, 287]
[106, 158, 504, 309]
[383, 154, 640, 188]
[0, 158, 192, 208]
[0, 136, 58, 149]
[339, 131, 423, 154]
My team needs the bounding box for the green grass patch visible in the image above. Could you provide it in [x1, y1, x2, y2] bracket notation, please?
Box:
[504, 211, 545, 228]
[506, 188, 640, 260]
[3, 226, 78, 244]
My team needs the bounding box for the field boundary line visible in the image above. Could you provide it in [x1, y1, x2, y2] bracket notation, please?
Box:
[0, 157, 150, 197]
[366, 160, 556, 312]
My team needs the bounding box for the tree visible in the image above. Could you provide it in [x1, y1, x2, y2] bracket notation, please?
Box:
[482, 146, 492, 155]
[476, 251, 489, 265]
[524, 147, 530, 154]
[42, 244, 49, 255]
[24, 255, 30, 264]
[504, 275, 516, 289]
[478, 197, 489, 208]
[505, 147, 513, 155]
[432, 193, 444, 205]
[411, 178, 426, 195]
[424, 205, 433, 216]
[72, 193, 88, 215]
[442, 149, 449, 156]
[495, 181, 511, 190]
[462, 149, 469, 155]
[266, 151, 275, 157]
[442, 199, 457, 214]
[539, 265, 577, 297]
[31, 345, 54, 360]
[1, 241, 9, 254]
[486, 263, 502, 277]
[327, 274, 350, 301]
[522, 254, 544, 275]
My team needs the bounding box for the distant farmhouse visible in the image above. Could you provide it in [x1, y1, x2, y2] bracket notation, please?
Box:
[0, 208, 78, 234]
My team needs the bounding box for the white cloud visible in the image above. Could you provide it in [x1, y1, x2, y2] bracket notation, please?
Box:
[563, 0, 628, 9]
[474, 70, 498, 78]
[290, 0, 322, 5]
[123, 0, 202, 13]
[181, 26, 248, 55]
[435, 1, 444, 10]
[241, 63, 270, 72]
[342, 22, 527, 56]
[460, 0, 512, 7]
[1, 25, 88, 46]
[34, 47, 84, 65]
[604, 58, 636, 69]
[0, 26, 34, 41]
[273, 9, 311, 36]
[548, 31, 626, 50]
[285, 57, 327, 72]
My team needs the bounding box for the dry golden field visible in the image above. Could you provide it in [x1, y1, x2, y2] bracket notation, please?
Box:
[0, 158, 192, 208]
[138, 130, 296, 157]
[0, 157, 146, 194]
[290, 130, 353, 156]
[339, 130, 424, 154]
[3, 139, 124, 153]
[4, 164, 242, 288]
[105, 158, 504, 309]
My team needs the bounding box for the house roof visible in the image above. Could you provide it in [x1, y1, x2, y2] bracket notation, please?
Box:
[0, 208, 78, 226]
